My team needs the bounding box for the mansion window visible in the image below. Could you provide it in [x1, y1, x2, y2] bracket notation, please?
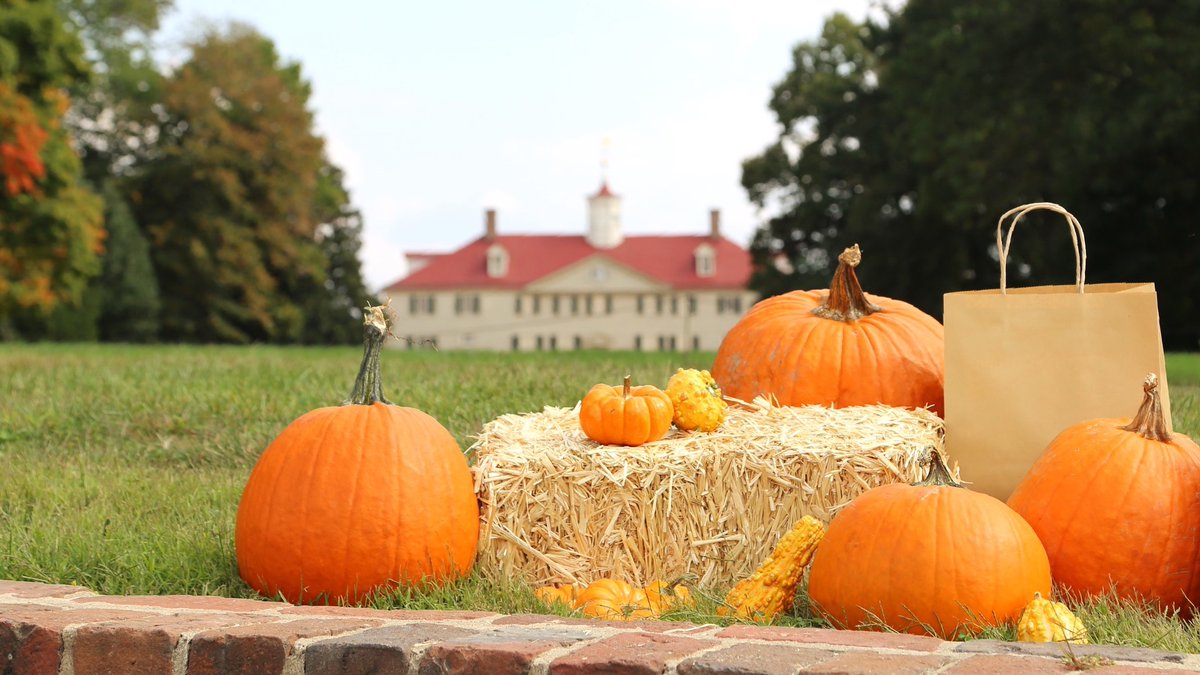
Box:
[454, 294, 480, 315]
[657, 335, 677, 352]
[408, 294, 436, 315]
[692, 335, 701, 351]
[514, 296, 523, 314]
[605, 294, 613, 314]
[511, 335, 519, 351]
[718, 295, 744, 314]
[687, 294, 697, 315]
[633, 335, 642, 351]
[655, 294, 664, 315]
[486, 244, 508, 278]
[694, 243, 716, 277]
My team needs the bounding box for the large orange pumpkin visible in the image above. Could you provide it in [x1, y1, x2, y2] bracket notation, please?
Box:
[235, 307, 479, 604]
[712, 245, 944, 415]
[808, 449, 1051, 639]
[1007, 374, 1200, 614]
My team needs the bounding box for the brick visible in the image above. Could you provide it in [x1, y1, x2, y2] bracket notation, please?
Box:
[187, 617, 378, 675]
[303, 623, 479, 675]
[954, 639, 1188, 666]
[801, 651, 952, 674]
[419, 626, 593, 675]
[715, 624, 944, 652]
[0, 580, 93, 599]
[72, 613, 274, 675]
[279, 605, 497, 621]
[493, 613, 679, 633]
[0, 604, 156, 675]
[549, 632, 717, 675]
[945, 654, 1074, 673]
[1, 620, 61, 675]
[676, 643, 838, 675]
[74, 594, 285, 613]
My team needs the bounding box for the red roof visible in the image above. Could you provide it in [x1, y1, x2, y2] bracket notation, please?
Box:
[384, 235, 751, 291]
[592, 182, 616, 198]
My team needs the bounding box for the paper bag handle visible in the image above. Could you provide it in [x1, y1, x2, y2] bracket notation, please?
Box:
[996, 202, 1087, 294]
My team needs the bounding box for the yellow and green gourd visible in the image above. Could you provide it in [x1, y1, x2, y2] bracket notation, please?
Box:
[1017, 592, 1088, 644]
[666, 368, 728, 432]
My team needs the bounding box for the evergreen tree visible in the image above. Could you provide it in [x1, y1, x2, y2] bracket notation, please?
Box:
[299, 162, 379, 344]
[94, 182, 160, 341]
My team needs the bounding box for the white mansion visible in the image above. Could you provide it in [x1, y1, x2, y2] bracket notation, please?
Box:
[381, 183, 758, 351]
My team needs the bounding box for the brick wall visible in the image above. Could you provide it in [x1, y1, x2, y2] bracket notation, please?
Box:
[2, 580, 1196, 674]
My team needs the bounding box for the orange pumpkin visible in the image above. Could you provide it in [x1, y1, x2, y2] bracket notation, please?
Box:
[712, 245, 944, 415]
[235, 307, 480, 604]
[808, 449, 1051, 639]
[579, 375, 673, 446]
[535, 583, 582, 607]
[1008, 374, 1200, 614]
[574, 578, 655, 620]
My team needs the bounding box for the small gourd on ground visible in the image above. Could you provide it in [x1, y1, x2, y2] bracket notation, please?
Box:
[534, 583, 581, 608]
[538, 577, 694, 621]
[1017, 592, 1088, 644]
[234, 307, 479, 605]
[666, 368, 728, 432]
[717, 516, 825, 622]
[579, 375, 673, 446]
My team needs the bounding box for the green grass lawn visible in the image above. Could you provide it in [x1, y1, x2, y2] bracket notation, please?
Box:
[2, 345, 1199, 650]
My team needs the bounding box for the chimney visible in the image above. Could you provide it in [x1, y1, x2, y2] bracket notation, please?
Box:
[709, 209, 721, 239]
[485, 208, 497, 240]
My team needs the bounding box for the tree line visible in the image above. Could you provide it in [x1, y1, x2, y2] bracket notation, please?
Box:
[744, 0, 1200, 350]
[0, 0, 375, 344]
[3, 0, 1198, 348]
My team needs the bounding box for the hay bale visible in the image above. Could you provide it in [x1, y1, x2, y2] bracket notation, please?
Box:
[470, 397, 945, 588]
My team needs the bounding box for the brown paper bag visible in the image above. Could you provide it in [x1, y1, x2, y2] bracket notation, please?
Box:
[944, 202, 1172, 500]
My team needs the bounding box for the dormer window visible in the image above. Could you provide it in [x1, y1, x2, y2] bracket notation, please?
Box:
[694, 243, 715, 278]
[487, 243, 508, 278]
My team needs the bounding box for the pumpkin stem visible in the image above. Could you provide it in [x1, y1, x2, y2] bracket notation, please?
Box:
[812, 245, 882, 322]
[1120, 373, 1171, 443]
[344, 305, 393, 406]
[623, 374, 632, 398]
[914, 447, 963, 489]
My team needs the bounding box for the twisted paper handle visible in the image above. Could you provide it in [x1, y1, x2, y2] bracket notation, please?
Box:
[996, 202, 1087, 294]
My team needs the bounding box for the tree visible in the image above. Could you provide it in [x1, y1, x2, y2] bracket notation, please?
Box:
[56, 0, 172, 182]
[93, 182, 160, 341]
[744, 1, 1200, 349]
[298, 161, 379, 344]
[131, 23, 331, 343]
[0, 0, 104, 319]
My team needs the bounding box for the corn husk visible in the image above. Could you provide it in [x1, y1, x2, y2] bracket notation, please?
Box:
[471, 396, 946, 587]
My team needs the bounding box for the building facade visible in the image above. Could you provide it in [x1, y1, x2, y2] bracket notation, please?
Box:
[381, 184, 758, 351]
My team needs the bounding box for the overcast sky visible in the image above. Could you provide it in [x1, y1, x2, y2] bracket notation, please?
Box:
[160, 1, 878, 290]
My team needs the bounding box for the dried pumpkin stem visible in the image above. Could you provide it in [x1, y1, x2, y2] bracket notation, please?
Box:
[345, 305, 393, 406]
[914, 447, 962, 489]
[811, 245, 882, 322]
[1121, 373, 1171, 443]
[623, 375, 632, 398]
